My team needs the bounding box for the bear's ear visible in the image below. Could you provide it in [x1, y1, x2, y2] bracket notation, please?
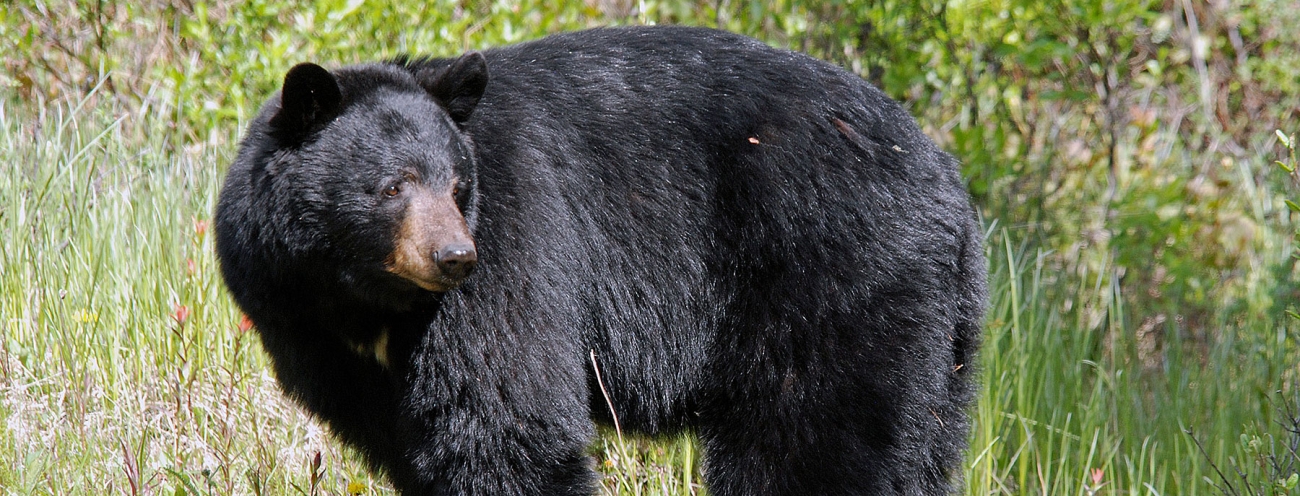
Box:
[416, 52, 488, 124]
[269, 63, 342, 140]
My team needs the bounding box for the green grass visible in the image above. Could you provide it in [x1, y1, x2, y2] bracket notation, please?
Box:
[972, 225, 1298, 495]
[0, 89, 382, 494]
[0, 82, 706, 495]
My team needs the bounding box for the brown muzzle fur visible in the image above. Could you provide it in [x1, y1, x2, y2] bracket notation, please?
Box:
[385, 183, 476, 291]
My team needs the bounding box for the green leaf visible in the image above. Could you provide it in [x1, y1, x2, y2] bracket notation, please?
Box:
[1280, 160, 1296, 173]
[1286, 200, 1300, 212]
[1278, 129, 1291, 147]
[1040, 89, 1093, 102]
[1279, 473, 1299, 490]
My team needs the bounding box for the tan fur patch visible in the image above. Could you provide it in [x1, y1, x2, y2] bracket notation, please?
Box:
[372, 330, 390, 368]
[348, 329, 391, 368]
[385, 179, 474, 292]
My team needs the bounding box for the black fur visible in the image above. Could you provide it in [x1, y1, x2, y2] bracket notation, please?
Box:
[216, 25, 986, 495]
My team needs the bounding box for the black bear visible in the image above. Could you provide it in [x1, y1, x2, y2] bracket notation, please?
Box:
[216, 25, 985, 495]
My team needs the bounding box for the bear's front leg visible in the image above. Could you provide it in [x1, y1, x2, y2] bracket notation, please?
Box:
[392, 306, 597, 495]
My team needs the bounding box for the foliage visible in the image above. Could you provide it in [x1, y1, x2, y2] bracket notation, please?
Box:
[1191, 392, 1300, 496]
[1280, 129, 1300, 326]
[798, 0, 1298, 358]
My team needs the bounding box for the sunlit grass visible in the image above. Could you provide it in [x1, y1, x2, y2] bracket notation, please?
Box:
[0, 88, 711, 495]
[0, 90, 380, 494]
[968, 226, 1297, 496]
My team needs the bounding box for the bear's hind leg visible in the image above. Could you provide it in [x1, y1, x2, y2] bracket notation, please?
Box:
[698, 302, 966, 495]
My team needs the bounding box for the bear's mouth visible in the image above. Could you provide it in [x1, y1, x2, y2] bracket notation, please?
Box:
[385, 266, 471, 293]
[386, 266, 454, 292]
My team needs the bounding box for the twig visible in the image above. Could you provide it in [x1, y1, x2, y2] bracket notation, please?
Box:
[1186, 427, 1240, 496]
[590, 350, 623, 445]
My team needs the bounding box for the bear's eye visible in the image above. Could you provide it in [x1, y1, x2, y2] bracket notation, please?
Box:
[383, 183, 402, 197]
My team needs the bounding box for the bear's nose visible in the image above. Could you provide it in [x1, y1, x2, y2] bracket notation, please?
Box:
[436, 244, 477, 281]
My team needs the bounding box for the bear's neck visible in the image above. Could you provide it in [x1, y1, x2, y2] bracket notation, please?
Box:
[249, 268, 440, 347]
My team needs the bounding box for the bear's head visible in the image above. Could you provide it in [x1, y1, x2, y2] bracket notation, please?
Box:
[216, 53, 489, 315]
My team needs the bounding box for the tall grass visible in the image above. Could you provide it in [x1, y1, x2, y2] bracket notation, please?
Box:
[0, 83, 707, 495]
[971, 224, 1297, 495]
[0, 89, 385, 494]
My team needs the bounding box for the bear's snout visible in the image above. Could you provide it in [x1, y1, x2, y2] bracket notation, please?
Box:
[435, 244, 477, 281]
[385, 183, 476, 292]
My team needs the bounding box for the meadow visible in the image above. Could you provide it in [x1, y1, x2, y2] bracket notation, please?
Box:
[2, 1, 1298, 494]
